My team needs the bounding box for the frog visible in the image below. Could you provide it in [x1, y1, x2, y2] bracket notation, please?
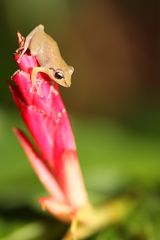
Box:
[17, 24, 74, 88]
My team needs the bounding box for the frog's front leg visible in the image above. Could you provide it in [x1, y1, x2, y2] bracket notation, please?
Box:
[30, 66, 52, 94]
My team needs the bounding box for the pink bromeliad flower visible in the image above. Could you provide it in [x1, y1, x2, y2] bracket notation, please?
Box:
[9, 29, 129, 240]
[10, 49, 89, 225]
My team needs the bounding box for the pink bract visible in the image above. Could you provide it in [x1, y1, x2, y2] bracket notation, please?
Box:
[10, 52, 88, 221]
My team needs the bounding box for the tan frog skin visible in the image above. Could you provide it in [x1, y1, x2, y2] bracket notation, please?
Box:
[18, 24, 74, 88]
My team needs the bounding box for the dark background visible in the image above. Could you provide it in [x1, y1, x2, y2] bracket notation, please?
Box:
[0, 1, 160, 239]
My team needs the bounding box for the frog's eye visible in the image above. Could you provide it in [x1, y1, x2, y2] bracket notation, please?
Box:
[54, 70, 64, 80]
[49, 68, 64, 80]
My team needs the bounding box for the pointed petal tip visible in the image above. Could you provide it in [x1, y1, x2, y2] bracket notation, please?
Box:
[9, 84, 26, 110]
[39, 197, 74, 222]
[13, 128, 24, 138]
[12, 127, 20, 135]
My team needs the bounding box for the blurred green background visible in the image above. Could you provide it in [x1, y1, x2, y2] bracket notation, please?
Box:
[0, 0, 160, 239]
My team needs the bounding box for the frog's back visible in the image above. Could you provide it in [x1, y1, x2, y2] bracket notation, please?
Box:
[29, 28, 62, 68]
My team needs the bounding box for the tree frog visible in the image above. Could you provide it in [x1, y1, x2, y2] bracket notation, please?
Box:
[17, 24, 74, 88]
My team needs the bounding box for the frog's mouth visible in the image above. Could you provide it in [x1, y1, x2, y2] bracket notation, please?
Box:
[64, 80, 71, 88]
[66, 83, 71, 87]
[54, 78, 71, 88]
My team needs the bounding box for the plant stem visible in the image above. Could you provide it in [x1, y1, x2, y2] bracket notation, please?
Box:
[64, 197, 135, 240]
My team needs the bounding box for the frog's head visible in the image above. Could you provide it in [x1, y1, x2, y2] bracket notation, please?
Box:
[49, 65, 74, 87]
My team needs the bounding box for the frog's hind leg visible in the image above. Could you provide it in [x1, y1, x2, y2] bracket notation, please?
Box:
[17, 33, 34, 63]
[17, 25, 44, 63]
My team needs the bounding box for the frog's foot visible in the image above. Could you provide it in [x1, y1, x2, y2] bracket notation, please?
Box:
[30, 67, 44, 95]
[17, 47, 29, 63]
[48, 85, 58, 98]
[16, 47, 23, 55]
[30, 78, 42, 96]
